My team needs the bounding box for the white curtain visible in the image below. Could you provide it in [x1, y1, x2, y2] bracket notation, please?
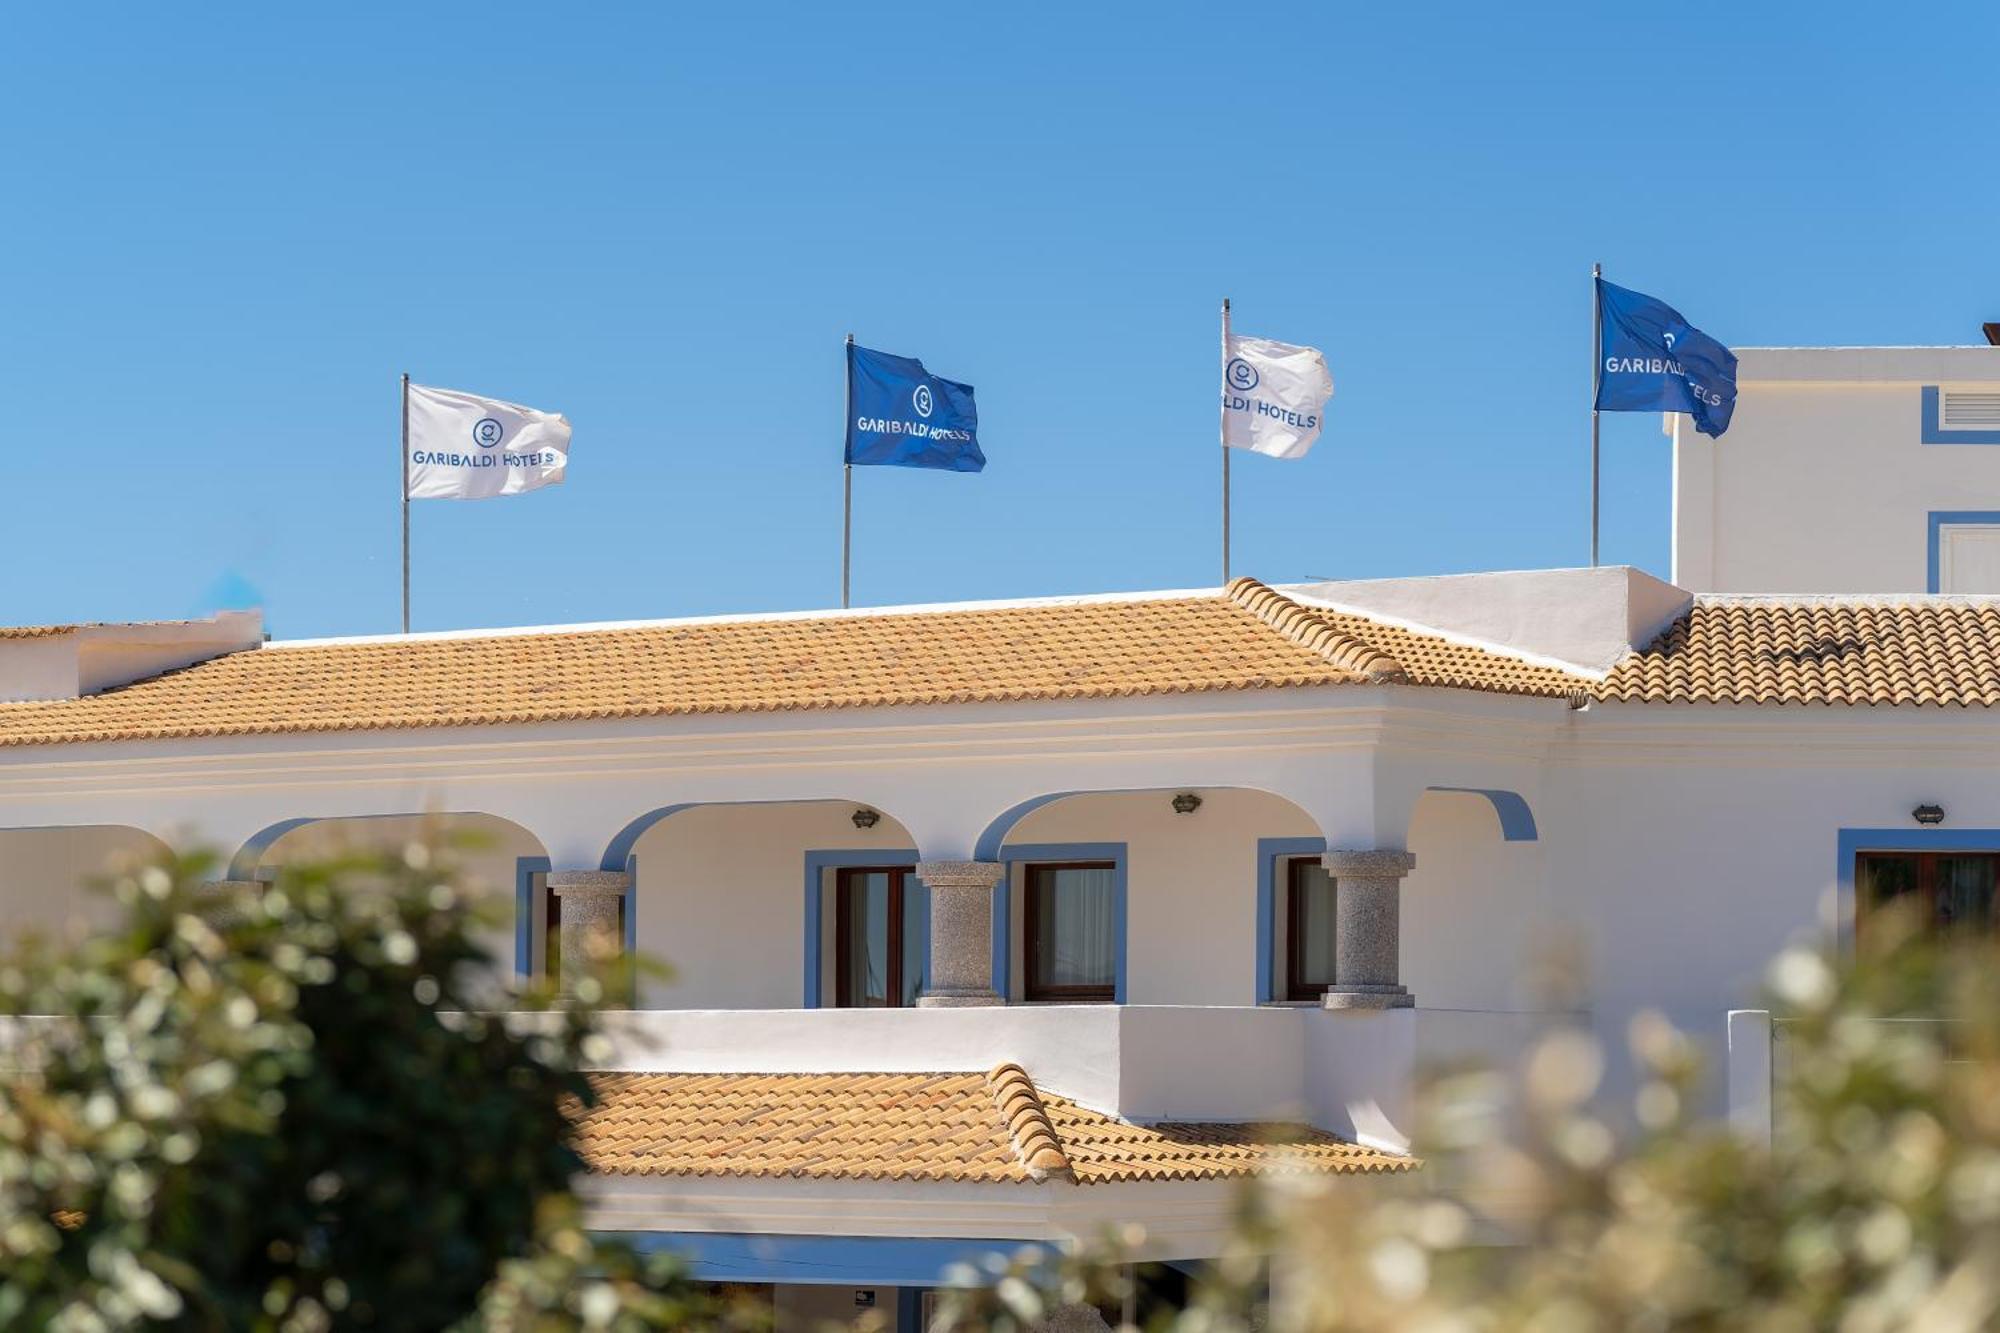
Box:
[1043, 867, 1116, 987]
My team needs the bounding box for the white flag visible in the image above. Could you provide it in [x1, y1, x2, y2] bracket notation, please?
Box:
[1221, 334, 1334, 459]
[406, 382, 571, 500]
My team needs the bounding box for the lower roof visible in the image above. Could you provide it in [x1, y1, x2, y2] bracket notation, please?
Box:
[574, 1065, 1414, 1187]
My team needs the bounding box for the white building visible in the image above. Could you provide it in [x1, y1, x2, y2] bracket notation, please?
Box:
[1673, 343, 2000, 593]
[5, 338, 1999, 1325]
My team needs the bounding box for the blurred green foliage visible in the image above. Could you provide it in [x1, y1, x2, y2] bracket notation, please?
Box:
[943, 908, 2000, 1332]
[0, 837, 763, 1333]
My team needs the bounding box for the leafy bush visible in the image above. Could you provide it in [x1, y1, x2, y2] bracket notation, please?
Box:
[0, 839, 760, 1333]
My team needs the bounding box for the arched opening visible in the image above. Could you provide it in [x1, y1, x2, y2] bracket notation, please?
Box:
[0, 824, 173, 950]
[1401, 787, 1550, 1013]
[236, 813, 550, 984]
[608, 800, 920, 1010]
[976, 787, 1322, 1007]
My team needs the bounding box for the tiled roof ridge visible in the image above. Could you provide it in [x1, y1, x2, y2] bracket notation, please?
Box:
[1225, 578, 1410, 684]
[1694, 592, 2000, 608]
[986, 1062, 1074, 1182]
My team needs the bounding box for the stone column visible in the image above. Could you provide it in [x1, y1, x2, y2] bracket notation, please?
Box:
[547, 870, 629, 993]
[1321, 849, 1416, 1010]
[194, 879, 263, 926]
[915, 861, 1004, 1008]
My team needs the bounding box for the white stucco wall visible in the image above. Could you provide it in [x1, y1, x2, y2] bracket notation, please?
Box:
[1545, 708, 2000, 1110]
[1401, 788, 1552, 1012]
[627, 801, 916, 1010]
[1001, 788, 1321, 1007]
[1673, 347, 2000, 594]
[0, 825, 169, 945]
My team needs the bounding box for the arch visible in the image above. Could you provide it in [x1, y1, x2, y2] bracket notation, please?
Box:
[228, 811, 552, 980]
[226, 818, 317, 880]
[228, 811, 553, 879]
[0, 823, 177, 948]
[1424, 786, 1538, 842]
[972, 784, 1317, 863]
[601, 799, 920, 1011]
[973, 785, 1325, 1008]
[601, 798, 917, 872]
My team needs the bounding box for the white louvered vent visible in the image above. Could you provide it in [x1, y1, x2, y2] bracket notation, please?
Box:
[1941, 389, 2000, 428]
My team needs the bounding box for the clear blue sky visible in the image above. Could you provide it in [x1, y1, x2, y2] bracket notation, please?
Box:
[4, 4, 1995, 637]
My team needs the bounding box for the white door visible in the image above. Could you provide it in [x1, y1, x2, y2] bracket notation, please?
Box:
[1939, 524, 2000, 594]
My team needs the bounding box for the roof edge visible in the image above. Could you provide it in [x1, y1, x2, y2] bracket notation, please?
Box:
[988, 1063, 1073, 1183]
[1226, 578, 1409, 684]
[266, 586, 1230, 650]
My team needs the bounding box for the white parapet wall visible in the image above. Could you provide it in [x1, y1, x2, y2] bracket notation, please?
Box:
[591, 1003, 1423, 1151]
[1725, 1009, 1773, 1149]
[1286, 566, 1689, 677]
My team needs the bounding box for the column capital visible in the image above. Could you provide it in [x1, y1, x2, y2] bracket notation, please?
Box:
[915, 860, 1004, 890]
[547, 870, 630, 898]
[1321, 849, 1416, 879]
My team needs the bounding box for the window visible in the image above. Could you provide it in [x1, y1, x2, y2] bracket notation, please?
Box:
[1024, 862, 1117, 1002]
[834, 866, 923, 1007]
[1936, 524, 2000, 594]
[1285, 858, 1337, 1000]
[1857, 852, 2000, 939]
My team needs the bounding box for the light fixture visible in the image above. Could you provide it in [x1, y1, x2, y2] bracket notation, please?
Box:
[1170, 792, 1203, 816]
[851, 808, 880, 830]
[1912, 803, 1946, 826]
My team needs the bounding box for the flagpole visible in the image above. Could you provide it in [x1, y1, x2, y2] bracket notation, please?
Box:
[1220, 297, 1232, 584]
[1590, 262, 1602, 569]
[842, 333, 854, 609]
[400, 371, 411, 634]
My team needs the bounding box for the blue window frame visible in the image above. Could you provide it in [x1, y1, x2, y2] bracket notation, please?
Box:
[801, 848, 923, 1008]
[993, 842, 1127, 1004]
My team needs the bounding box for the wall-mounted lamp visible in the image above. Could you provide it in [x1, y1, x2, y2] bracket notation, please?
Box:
[1170, 792, 1203, 816]
[851, 808, 881, 830]
[1912, 804, 1946, 826]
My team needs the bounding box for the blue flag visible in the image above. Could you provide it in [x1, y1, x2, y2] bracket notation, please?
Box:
[1595, 278, 1738, 438]
[845, 343, 984, 471]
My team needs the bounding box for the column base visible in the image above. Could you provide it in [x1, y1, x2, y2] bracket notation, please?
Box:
[916, 986, 1002, 1008]
[1322, 984, 1414, 1010]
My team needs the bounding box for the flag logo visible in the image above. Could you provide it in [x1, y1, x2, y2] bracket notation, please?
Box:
[1594, 278, 1737, 437]
[844, 343, 983, 472]
[406, 382, 570, 500]
[1221, 334, 1333, 460]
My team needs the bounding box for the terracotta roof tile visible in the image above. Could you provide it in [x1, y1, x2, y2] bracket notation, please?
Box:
[9, 585, 1993, 748]
[573, 1067, 1415, 1186]
[1598, 599, 2000, 708]
[0, 581, 1580, 748]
